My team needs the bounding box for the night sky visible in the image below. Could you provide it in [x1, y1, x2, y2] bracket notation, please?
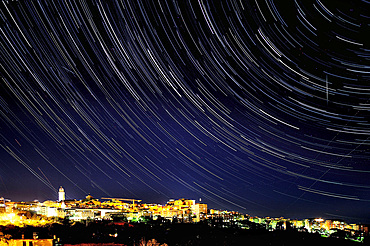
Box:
[1, 0, 370, 223]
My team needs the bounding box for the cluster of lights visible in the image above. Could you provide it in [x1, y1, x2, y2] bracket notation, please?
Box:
[0, 212, 54, 227]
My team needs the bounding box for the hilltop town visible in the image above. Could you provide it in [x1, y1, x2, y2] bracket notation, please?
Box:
[0, 187, 369, 245]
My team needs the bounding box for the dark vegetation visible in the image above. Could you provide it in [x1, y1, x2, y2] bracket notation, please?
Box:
[0, 218, 367, 246]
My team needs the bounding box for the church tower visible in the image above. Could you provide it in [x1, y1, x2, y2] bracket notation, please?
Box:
[58, 186, 65, 201]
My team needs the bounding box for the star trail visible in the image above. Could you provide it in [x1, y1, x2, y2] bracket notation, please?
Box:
[0, 0, 370, 222]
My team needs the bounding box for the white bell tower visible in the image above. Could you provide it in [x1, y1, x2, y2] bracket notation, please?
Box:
[58, 186, 65, 201]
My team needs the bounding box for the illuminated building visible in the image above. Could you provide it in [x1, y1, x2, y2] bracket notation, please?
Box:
[58, 187, 65, 202]
[13, 201, 40, 214]
[249, 216, 262, 224]
[64, 208, 100, 221]
[350, 224, 360, 231]
[359, 224, 369, 235]
[4, 238, 54, 246]
[160, 206, 182, 221]
[324, 219, 347, 230]
[79, 195, 101, 208]
[167, 198, 195, 210]
[162, 199, 196, 222]
[304, 218, 324, 232]
[39, 206, 58, 218]
[0, 198, 9, 213]
[290, 219, 304, 228]
[100, 198, 141, 210]
[191, 203, 207, 222]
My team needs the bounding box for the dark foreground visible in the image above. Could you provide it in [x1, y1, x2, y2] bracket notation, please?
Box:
[0, 221, 366, 246]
